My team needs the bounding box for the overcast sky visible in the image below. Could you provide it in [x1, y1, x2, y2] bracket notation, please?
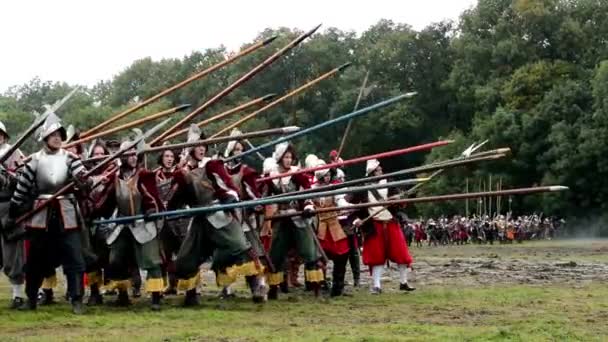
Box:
[0, 0, 477, 92]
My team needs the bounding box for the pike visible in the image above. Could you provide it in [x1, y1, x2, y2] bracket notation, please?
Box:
[257, 139, 452, 183]
[64, 104, 191, 148]
[82, 126, 300, 163]
[81, 36, 278, 138]
[266, 151, 508, 199]
[266, 186, 569, 220]
[211, 62, 352, 138]
[244, 139, 265, 160]
[150, 25, 322, 145]
[362, 141, 495, 223]
[16, 119, 170, 225]
[160, 94, 275, 142]
[94, 177, 429, 226]
[337, 70, 370, 156]
[0, 112, 50, 166]
[224, 93, 418, 163]
[34, 86, 81, 119]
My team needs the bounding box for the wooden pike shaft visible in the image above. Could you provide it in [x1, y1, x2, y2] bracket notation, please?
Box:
[82, 126, 299, 163]
[337, 70, 370, 157]
[211, 62, 351, 138]
[258, 140, 453, 182]
[150, 25, 321, 146]
[65, 104, 190, 148]
[81, 36, 277, 138]
[266, 186, 569, 220]
[160, 95, 274, 142]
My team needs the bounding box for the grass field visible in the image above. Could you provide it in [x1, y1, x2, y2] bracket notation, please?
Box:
[1, 239, 607, 342]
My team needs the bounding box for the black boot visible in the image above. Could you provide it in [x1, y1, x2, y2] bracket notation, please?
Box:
[150, 292, 161, 311]
[113, 290, 131, 307]
[268, 285, 279, 300]
[246, 276, 268, 304]
[71, 298, 85, 315]
[87, 285, 104, 306]
[10, 297, 24, 310]
[183, 289, 200, 307]
[399, 282, 416, 291]
[132, 287, 142, 298]
[40, 289, 56, 305]
[18, 298, 37, 311]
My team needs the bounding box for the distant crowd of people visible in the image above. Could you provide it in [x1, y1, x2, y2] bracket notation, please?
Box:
[398, 214, 565, 247]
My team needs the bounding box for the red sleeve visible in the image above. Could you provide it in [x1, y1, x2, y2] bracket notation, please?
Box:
[137, 169, 165, 214]
[91, 171, 118, 218]
[205, 160, 239, 201]
[292, 172, 311, 190]
[241, 165, 261, 200]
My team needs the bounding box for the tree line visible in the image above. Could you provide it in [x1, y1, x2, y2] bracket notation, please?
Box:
[1, 0, 607, 230]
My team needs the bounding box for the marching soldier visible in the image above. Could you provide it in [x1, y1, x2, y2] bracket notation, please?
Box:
[352, 159, 415, 294]
[0, 121, 27, 309]
[154, 147, 188, 296]
[265, 142, 324, 299]
[94, 139, 165, 310]
[312, 161, 352, 297]
[169, 131, 267, 305]
[83, 141, 115, 305]
[6, 113, 91, 314]
[222, 130, 268, 298]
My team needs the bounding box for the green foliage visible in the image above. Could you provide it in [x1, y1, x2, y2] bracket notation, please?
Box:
[1, 0, 607, 221]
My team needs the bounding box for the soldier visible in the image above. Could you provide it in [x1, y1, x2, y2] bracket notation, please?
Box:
[83, 141, 115, 305]
[0, 121, 27, 309]
[154, 147, 188, 296]
[6, 113, 91, 314]
[352, 159, 415, 294]
[170, 133, 267, 305]
[94, 139, 165, 310]
[264, 142, 324, 300]
[222, 130, 268, 298]
[312, 161, 352, 297]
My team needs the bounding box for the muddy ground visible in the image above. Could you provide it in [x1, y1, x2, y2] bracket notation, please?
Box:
[370, 239, 608, 289]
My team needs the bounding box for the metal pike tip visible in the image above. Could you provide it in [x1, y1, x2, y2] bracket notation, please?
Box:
[282, 126, 301, 133]
[306, 23, 323, 37]
[549, 186, 569, 192]
[176, 104, 192, 111]
[404, 91, 418, 97]
[263, 35, 279, 45]
[337, 62, 352, 72]
[496, 147, 512, 154]
[262, 93, 277, 101]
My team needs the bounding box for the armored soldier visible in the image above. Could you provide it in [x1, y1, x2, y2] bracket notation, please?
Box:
[6, 113, 91, 314]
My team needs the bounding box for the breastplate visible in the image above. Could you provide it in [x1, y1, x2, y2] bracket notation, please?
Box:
[35, 150, 70, 194]
[156, 176, 173, 205]
[189, 168, 215, 206]
[116, 174, 142, 216]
